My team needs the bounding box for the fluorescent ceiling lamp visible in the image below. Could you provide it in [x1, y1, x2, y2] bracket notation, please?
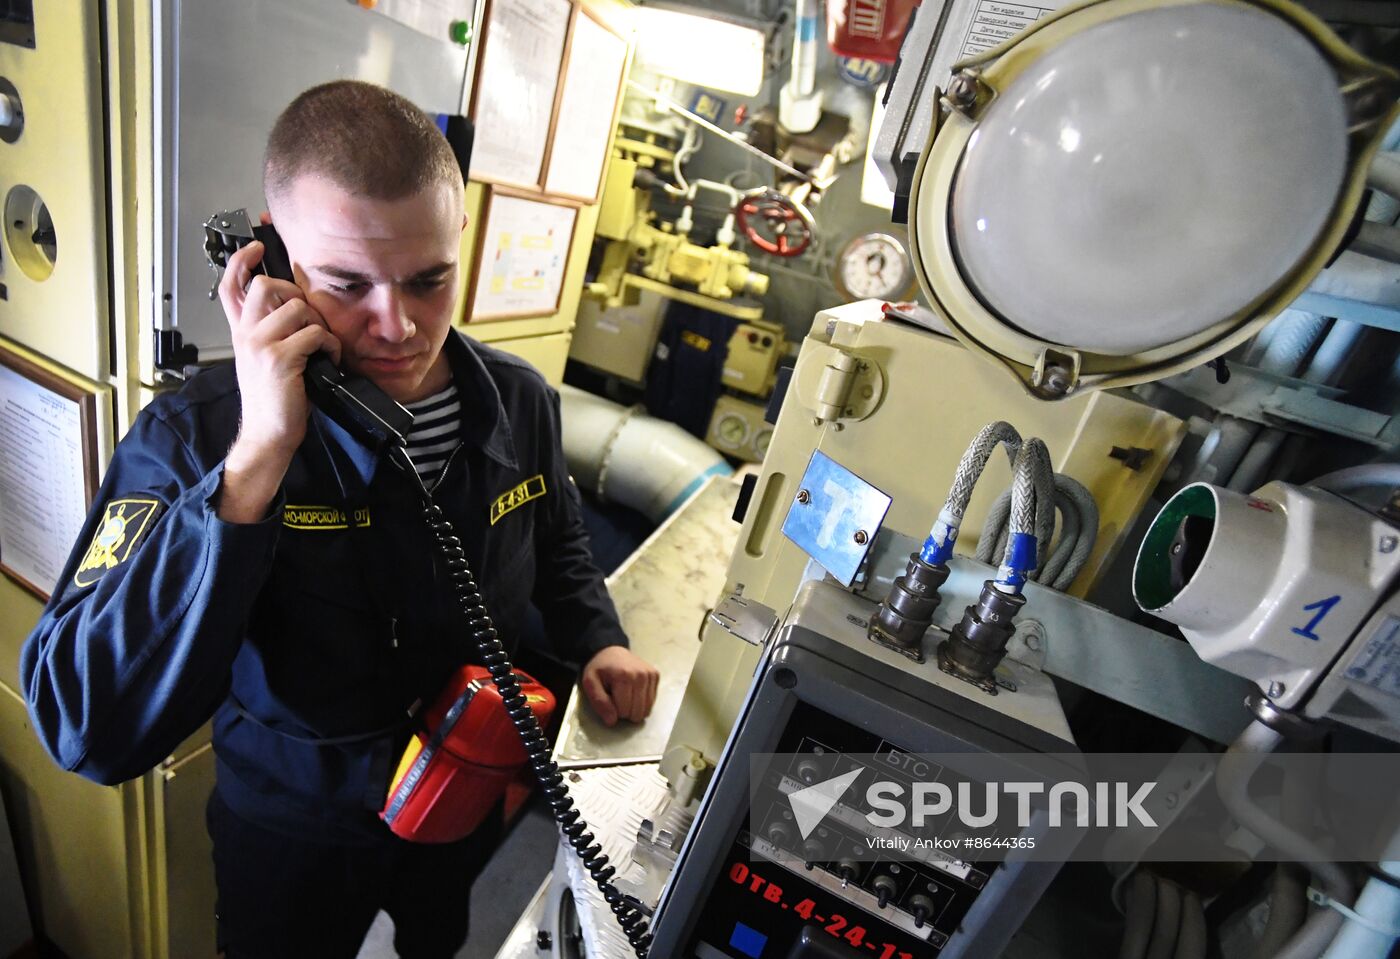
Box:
[633, 8, 765, 97]
[948, 4, 1347, 355]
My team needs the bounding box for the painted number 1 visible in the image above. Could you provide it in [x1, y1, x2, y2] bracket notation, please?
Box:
[1292, 595, 1341, 641]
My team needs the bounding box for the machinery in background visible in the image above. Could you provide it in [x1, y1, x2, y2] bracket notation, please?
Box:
[703, 321, 787, 463]
[526, 0, 1400, 956]
[572, 2, 914, 469]
[586, 155, 773, 318]
[575, 125, 799, 465]
[706, 394, 775, 464]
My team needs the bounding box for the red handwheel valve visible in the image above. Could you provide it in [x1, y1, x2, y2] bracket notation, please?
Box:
[735, 192, 814, 258]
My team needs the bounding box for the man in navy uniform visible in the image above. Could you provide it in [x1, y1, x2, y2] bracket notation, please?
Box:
[22, 80, 658, 958]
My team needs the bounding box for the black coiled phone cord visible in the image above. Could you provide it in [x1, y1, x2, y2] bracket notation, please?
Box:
[393, 450, 653, 957]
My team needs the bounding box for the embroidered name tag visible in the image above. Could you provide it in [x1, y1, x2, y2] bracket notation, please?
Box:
[283, 505, 372, 530]
[74, 497, 164, 588]
[490, 475, 546, 526]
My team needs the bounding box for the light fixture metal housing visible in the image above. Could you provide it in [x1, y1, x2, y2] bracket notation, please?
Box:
[907, 0, 1400, 399]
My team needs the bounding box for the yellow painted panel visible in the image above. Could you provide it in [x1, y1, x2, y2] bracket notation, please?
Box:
[728, 307, 1187, 611]
[0, 579, 40, 697]
[477, 332, 573, 386]
[152, 745, 217, 959]
[571, 289, 666, 384]
[0, 0, 111, 381]
[0, 683, 137, 959]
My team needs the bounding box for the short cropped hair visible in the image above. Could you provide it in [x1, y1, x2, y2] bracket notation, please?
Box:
[264, 80, 461, 206]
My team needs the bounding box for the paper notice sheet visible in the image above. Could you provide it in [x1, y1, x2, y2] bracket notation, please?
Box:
[0, 361, 88, 595]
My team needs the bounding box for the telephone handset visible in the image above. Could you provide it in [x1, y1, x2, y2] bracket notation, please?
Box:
[202, 209, 413, 452]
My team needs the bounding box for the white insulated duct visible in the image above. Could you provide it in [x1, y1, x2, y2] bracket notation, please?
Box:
[558, 384, 733, 522]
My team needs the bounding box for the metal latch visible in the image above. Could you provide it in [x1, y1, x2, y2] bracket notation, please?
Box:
[707, 593, 779, 647]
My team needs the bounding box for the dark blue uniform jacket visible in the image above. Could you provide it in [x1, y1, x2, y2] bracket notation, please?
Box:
[21, 332, 626, 842]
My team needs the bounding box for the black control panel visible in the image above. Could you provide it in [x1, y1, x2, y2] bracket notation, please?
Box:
[648, 586, 1077, 959]
[684, 702, 996, 959]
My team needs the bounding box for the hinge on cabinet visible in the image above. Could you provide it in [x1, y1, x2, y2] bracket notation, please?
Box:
[793, 343, 886, 428]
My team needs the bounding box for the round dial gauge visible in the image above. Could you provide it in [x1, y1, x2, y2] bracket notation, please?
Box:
[714, 413, 750, 450]
[835, 233, 915, 302]
[753, 427, 773, 460]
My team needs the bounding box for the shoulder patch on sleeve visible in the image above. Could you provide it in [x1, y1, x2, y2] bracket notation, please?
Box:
[73, 497, 165, 588]
[490, 475, 547, 525]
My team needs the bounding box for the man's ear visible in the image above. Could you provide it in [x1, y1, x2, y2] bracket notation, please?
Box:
[461, 212, 468, 232]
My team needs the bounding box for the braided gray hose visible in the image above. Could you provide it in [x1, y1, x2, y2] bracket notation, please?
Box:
[978, 483, 1072, 578]
[1050, 476, 1098, 590]
[1030, 440, 1056, 551]
[941, 421, 1023, 523]
[1010, 442, 1039, 535]
[1010, 438, 1055, 544]
[977, 473, 1101, 590]
[923, 421, 1024, 565]
[991, 439, 1054, 589]
[1037, 496, 1080, 586]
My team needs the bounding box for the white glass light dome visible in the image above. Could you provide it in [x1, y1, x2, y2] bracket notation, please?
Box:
[947, 3, 1349, 356]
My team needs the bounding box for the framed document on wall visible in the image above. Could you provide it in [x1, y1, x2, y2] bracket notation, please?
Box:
[467, 189, 580, 321]
[0, 339, 105, 600]
[468, 0, 572, 190]
[543, 5, 629, 203]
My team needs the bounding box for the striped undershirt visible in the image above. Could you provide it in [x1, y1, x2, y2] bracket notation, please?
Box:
[404, 383, 463, 485]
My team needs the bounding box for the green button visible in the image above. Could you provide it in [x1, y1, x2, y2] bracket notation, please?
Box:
[450, 20, 472, 45]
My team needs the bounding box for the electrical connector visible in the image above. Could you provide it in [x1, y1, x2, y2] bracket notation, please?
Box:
[937, 580, 1027, 686]
[869, 553, 951, 654]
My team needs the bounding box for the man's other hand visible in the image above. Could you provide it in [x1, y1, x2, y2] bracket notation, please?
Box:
[580, 647, 659, 727]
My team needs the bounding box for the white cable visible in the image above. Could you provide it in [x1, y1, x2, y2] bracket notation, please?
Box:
[1216, 722, 1354, 959]
[1308, 887, 1400, 938]
[673, 123, 701, 192]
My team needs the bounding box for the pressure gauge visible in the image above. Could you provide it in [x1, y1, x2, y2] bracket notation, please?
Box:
[714, 412, 750, 450]
[753, 427, 773, 460]
[834, 233, 915, 302]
